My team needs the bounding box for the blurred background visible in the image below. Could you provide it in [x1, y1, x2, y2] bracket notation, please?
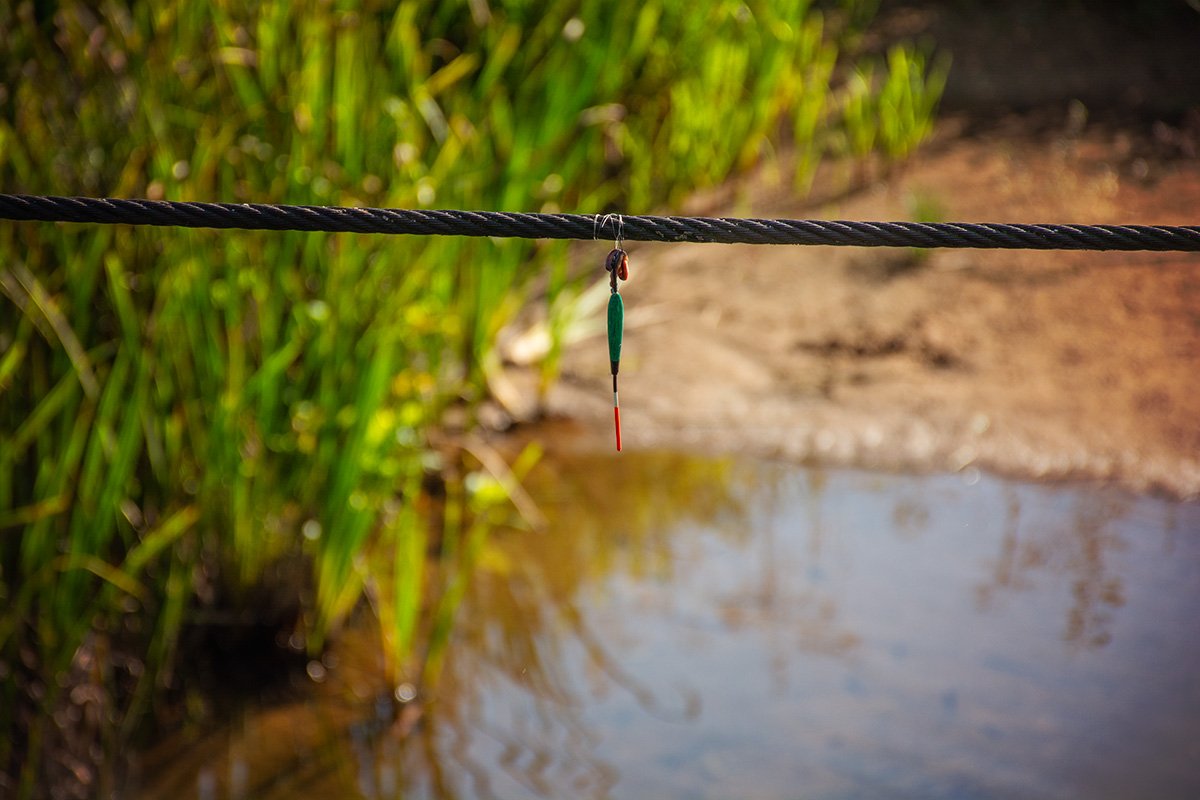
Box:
[2, 1, 1199, 798]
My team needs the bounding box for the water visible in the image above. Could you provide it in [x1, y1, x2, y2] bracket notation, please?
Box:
[132, 454, 1200, 799]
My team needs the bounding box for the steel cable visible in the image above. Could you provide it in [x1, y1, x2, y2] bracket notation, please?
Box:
[2, 193, 1199, 251]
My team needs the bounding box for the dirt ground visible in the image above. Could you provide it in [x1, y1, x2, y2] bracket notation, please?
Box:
[514, 3, 1200, 500]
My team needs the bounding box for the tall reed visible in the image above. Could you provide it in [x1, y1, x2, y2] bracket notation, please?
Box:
[0, 1, 944, 792]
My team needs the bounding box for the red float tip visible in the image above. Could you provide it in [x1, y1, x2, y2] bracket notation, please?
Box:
[614, 406, 622, 452]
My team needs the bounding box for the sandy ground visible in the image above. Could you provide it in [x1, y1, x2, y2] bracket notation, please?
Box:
[492, 2, 1200, 500]
[522, 117, 1200, 499]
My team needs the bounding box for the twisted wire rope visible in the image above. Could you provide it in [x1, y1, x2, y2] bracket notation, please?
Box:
[2, 194, 1199, 251]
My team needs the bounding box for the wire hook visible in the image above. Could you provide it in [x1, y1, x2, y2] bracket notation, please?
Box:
[594, 212, 624, 249]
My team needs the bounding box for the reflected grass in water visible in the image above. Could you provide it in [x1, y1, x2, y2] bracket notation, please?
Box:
[132, 455, 1200, 800]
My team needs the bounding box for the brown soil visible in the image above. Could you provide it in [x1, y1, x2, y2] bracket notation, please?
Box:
[521, 4, 1200, 499]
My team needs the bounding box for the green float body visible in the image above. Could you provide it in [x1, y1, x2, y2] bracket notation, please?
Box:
[607, 292, 623, 374]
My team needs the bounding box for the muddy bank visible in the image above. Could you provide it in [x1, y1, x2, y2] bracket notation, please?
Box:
[524, 2, 1200, 499]
[526, 119, 1200, 499]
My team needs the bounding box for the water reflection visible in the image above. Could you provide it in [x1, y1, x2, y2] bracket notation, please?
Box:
[132, 455, 1200, 799]
[975, 487, 1129, 648]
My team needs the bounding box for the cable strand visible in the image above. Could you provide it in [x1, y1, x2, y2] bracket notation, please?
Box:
[1, 194, 1198, 251]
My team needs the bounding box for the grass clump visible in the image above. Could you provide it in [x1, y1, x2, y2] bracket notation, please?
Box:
[0, 0, 945, 793]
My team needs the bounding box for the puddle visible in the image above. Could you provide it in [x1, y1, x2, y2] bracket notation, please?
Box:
[131, 453, 1200, 799]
